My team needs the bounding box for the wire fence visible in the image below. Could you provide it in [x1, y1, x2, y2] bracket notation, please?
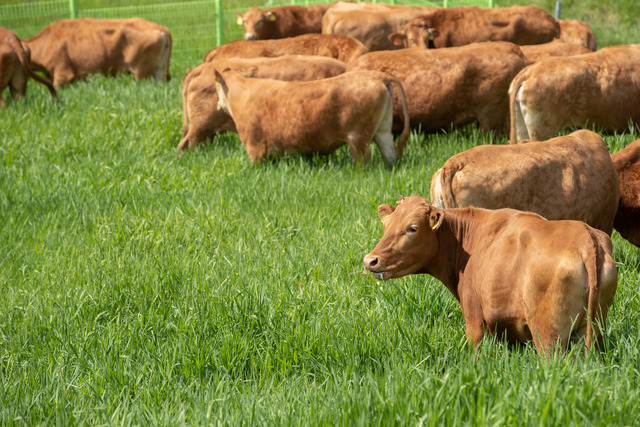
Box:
[0, 0, 495, 62]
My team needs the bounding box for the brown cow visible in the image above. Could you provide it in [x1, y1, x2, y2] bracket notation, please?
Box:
[611, 139, 640, 246]
[214, 69, 410, 166]
[25, 18, 172, 87]
[179, 55, 347, 151]
[519, 40, 591, 63]
[236, 3, 333, 40]
[347, 42, 528, 135]
[388, 6, 559, 49]
[322, 2, 436, 51]
[509, 45, 640, 142]
[0, 27, 56, 106]
[558, 19, 597, 51]
[363, 195, 618, 355]
[204, 34, 365, 64]
[430, 130, 619, 235]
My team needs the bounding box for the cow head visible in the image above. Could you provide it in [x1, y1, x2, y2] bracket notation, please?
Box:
[236, 8, 277, 40]
[388, 17, 439, 48]
[364, 195, 443, 280]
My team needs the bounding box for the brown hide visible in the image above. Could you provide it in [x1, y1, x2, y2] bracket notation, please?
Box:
[363, 195, 618, 355]
[389, 6, 559, 49]
[519, 40, 591, 63]
[178, 55, 347, 151]
[25, 18, 172, 87]
[214, 69, 410, 167]
[558, 19, 597, 51]
[509, 45, 640, 142]
[236, 4, 332, 40]
[0, 27, 56, 106]
[429, 130, 619, 235]
[204, 34, 365, 64]
[347, 42, 528, 135]
[321, 2, 436, 51]
[611, 139, 640, 246]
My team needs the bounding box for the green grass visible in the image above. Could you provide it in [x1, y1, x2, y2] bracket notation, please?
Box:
[2, 50, 640, 424]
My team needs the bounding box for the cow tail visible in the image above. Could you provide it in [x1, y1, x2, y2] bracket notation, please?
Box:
[508, 76, 523, 144]
[584, 225, 603, 352]
[440, 162, 459, 209]
[14, 38, 57, 98]
[384, 78, 410, 157]
[164, 32, 172, 81]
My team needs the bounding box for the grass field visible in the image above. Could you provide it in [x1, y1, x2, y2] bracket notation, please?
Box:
[2, 1, 640, 424]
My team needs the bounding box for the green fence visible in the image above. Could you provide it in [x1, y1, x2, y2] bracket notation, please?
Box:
[0, 0, 495, 62]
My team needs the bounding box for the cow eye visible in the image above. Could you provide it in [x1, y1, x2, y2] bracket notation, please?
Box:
[406, 225, 418, 234]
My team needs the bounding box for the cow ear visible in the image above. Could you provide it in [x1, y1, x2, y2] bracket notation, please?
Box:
[214, 70, 228, 91]
[266, 11, 277, 22]
[429, 210, 443, 230]
[243, 67, 258, 78]
[378, 204, 395, 219]
[388, 32, 406, 46]
[236, 13, 244, 26]
[427, 28, 439, 40]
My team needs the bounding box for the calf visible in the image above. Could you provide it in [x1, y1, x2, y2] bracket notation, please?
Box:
[430, 130, 619, 235]
[0, 27, 56, 106]
[558, 19, 597, 51]
[611, 139, 640, 247]
[236, 4, 332, 40]
[519, 40, 591, 63]
[509, 45, 640, 142]
[204, 34, 365, 64]
[322, 2, 436, 51]
[347, 42, 528, 135]
[214, 69, 410, 166]
[25, 18, 172, 87]
[364, 195, 618, 355]
[179, 55, 347, 151]
[388, 6, 559, 49]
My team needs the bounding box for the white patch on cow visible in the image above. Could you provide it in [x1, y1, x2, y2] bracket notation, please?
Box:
[154, 32, 171, 81]
[430, 169, 446, 208]
[514, 82, 531, 141]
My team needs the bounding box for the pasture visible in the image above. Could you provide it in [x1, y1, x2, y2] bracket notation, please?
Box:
[2, 2, 640, 425]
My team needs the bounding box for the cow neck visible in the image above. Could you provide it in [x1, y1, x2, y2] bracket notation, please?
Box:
[430, 208, 476, 301]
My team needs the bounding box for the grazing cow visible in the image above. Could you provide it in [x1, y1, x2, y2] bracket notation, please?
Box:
[558, 19, 597, 51]
[179, 55, 347, 151]
[322, 2, 436, 51]
[363, 195, 618, 355]
[236, 3, 333, 40]
[25, 18, 172, 87]
[0, 27, 56, 106]
[347, 42, 528, 135]
[430, 130, 619, 235]
[611, 139, 640, 247]
[204, 34, 365, 64]
[519, 40, 591, 63]
[214, 69, 410, 166]
[388, 6, 559, 49]
[509, 45, 640, 142]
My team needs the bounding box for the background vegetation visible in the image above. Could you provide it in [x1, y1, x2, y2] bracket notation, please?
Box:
[1, 0, 640, 425]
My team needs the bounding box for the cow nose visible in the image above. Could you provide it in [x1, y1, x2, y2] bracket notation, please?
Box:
[244, 33, 256, 40]
[363, 255, 379, 271]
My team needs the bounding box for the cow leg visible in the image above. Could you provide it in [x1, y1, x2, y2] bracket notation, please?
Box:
[373, 132, 397, 168]
[52, 66, 76, 87]
[459, 284, 484, 348]
[345, 133, 371, 164]
[9, 69, 27, 100]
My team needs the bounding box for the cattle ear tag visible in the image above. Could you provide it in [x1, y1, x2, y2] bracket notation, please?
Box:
[236, 16, 244, 25]
[268, 13, 277, 22]
[430, 213, 442, 230]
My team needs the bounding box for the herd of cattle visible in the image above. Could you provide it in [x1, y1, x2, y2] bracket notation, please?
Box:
[2, 2, 640, 356]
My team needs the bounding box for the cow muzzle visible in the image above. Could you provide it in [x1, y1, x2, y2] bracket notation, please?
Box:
[363, 254, 386, 280]
[244, 33, 257, 40]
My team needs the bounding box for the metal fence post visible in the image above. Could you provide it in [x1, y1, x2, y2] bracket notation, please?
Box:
[555, 1, 562, 19]
[69, 0, 77, 19]
[216, 0, 223, 46]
